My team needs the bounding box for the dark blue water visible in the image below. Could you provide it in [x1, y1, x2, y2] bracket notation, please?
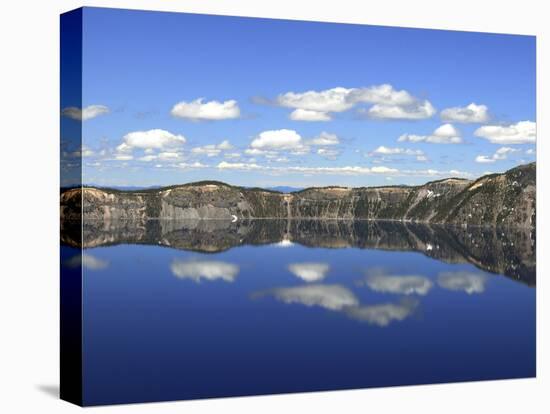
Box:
[68, 221, 535, 405]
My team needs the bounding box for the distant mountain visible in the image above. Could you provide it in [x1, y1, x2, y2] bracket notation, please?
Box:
[62, 163, 535, 228]
[266, 186, 304, 193]
[84, 184, 161, 191]
[85, 184, 303, 193]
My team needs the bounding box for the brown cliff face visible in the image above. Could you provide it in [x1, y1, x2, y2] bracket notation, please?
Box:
[61, 162, 535, 228]
[432, 162, 536, 227]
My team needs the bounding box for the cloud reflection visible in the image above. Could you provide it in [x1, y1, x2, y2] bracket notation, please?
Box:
[365, 274, 432, 295]
[288, 262, 330, 282]
[258, 284, 359, 311]
[254, 283, 419, 327]
[437, 271, 487, 294]
[170, 259, 239, 283]
[345, 298, 419, 327]
[360, 268, 432, 295]
[64, 253, 109, 270]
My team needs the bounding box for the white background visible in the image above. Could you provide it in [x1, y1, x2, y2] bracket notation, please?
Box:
[0, 0, 547, 412]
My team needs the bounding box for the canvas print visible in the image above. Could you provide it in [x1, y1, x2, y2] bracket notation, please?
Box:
[60, 7, 536, 406]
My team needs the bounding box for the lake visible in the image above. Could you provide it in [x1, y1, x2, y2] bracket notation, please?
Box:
[61, 219, 536, 405]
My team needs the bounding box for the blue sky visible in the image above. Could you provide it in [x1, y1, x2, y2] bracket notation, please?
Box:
[63, 7, 536, 188]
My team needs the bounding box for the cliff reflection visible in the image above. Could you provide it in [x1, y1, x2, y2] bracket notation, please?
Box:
[61, 219, 535, 286]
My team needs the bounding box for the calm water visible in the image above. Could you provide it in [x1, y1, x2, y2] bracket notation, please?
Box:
[62, 220, 536, 405]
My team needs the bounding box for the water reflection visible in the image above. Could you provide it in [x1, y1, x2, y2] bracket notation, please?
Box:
[288, 262, 330, 282]
[170, 259, 239, 283]
[64, 253, 110, 270]
[437, 271, 488, 294]
[253, 283, 420, 327]
[71, 219, 535, 403]
[255, 284, 359, 311]
[361, 272, 433, 296]
[62, 219, 536, 285]
[345, 298, 419, 327]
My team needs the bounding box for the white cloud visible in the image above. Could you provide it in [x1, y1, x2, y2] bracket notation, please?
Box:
[158, 151, 182, 160]
[288, 263, 330, 282]
[138, 151, 183, 162]
[525, 148, 535, 155]
[245, 131, 341, 159]
[475, 146, 519, 163]
[218, 161, 262, 171]
[275, 84, 435, 121]
[62, 104, 110, 121]
[437, 271, 487, 294]
[81, 146, 95, 157]
[276, 87, 354, 113]
[364, 274, 433, 295]
[272, 156, 290, 163]
[371, 146, 424, 156]
[192, 140, 234, 157]
[277, 85, 418, 113]
[369, 146, 428, 163]
[399, 167, 471, 178]
[308, 132, 340, 146]
[349, 84, 417, 106]
[192, 146, 221, 157]
[224, 152, 242, 159]
[244, 148, 268, 156]
[398, 123, 463, 144]
[216, 161, 471, 178]
[474, 121, 536, 144]
[345, 299, 419, 327]
[114, 154, 134, 161]
[138, 155, 157, 162]
[474, 156, 493, 164]
[261, 284, 359, 311]
[366, 100, 436, 120]
[290, 108, 331, 121]
[249, 129, 309, 155]
[441, 103, 489, 123]
[171, 98, 240, 120]
[250, 129, 303, 150]
[170, 259, 239, 282]
[317, 148, 340, 160]
[117, 129, 186, 152]
[217, 161, 398, 175]
[355, 85, 435, 120]
[177, 162, 208, 169]
[217, 140, 233, 150]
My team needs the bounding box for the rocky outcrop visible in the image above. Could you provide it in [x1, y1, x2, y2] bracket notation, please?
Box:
[432, 162, 536, 227]
[60, 162, 536, 227]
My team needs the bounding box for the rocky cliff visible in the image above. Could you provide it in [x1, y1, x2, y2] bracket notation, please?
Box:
[60, 162, 535, 227]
